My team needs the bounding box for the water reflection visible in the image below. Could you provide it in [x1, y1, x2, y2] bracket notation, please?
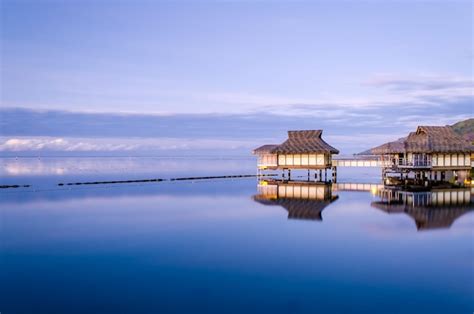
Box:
[372, 188, 473, 231]
[0, 156, 255, 177]
[253, 179, 473, 230]
[1, 168, 473, 313]
[253, 179, 338, 220]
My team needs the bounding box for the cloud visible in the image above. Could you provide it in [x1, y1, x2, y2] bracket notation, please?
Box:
[195, 74, 474, 113]
[362, 73, 473, 108]
[393, 113, 474, 129]
[1, 72, 471, 154]
[1, 98, 472, 155]
[0, 136, 256, 152]
[261, 73, 473, 115]
[3, 70, 472, 115]
[0, 137, 136, 152]
[367, 74, 473, 91]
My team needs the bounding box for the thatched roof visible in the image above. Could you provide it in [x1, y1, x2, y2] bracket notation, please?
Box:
[368, 137, 406, 155]
[253, 180, 338, 221]
[253, 130, 339, 155]
[252, 144, 278, 154]
[369, 126, 473, 154]
[371, 201, 473, 230]
[253, 195, 338, 221]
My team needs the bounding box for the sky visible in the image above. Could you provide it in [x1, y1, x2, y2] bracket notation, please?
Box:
[1, 0, 473, 155]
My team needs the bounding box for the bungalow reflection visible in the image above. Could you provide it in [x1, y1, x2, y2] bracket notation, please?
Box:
[253, 179, 338, 221]
[372, 188, 473, 231]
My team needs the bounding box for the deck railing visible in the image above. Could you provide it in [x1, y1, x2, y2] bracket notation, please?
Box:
[395, 158, 432, 168]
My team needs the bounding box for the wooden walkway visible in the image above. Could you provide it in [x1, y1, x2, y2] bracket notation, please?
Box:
[332, 158, 381, 167]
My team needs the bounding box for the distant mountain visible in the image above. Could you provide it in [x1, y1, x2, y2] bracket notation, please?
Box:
[357, 118, 474, 155]
[451, 118, 474, 143]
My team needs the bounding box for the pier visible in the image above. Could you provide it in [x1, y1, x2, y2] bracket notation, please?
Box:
[332, 157, 380, 167]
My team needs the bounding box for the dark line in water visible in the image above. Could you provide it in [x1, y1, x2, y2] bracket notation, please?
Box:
[59, 178, 165, 186]
[57, 174, 276, 187]
[169, 174, 268, 181]
[0, 184, 31, 189]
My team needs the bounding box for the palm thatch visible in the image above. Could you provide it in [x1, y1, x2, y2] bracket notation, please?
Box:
[253, 180, 338, 221]
[368, 137, 406, 155]
[252, 144, 278, 154]
[369, 126, 473, 155]
[253, 195, 338, 221]
[371, 201, 473, 230]
[255, 130, 339, 155]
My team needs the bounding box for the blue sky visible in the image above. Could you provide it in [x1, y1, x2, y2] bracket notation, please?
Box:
[1, 0, 472, 155]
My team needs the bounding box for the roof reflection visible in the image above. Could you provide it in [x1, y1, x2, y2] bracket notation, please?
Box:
[253, 179, 338, 221]
[371, 188, 473, 230]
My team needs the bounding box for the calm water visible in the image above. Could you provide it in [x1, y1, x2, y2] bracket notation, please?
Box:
[1, 157, 473, 314]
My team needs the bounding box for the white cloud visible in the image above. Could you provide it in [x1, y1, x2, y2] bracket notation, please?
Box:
[3, 73, 472, 115]
[246, 73, 473, 115]
[393, 113, 474, 129]
[0, 138, 134, 152]
[366, 73, 473, 91]
[0, 137, 257, 152]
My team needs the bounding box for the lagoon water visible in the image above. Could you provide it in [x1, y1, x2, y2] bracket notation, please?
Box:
[1, 157, 473, 313]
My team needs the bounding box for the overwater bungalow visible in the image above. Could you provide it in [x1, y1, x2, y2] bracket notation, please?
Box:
[253, 179, 338, 221]
[368, 126, 473, 186]
[371, 188, 473, 231]
[253, 130, 339, 181]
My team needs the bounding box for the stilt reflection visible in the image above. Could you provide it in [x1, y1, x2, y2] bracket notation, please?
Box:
[371, 188, 473, 230]
[253, 179, 338, 221]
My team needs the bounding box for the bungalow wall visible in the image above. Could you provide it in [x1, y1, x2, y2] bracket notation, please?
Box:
[257, 153, 278, 167]
[431, 153, 470, 167]
[277, 184, 330, 200]
[277, 154, 332, 167]
[431, 189, 470, 206]
[257, 182, 278, 198]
